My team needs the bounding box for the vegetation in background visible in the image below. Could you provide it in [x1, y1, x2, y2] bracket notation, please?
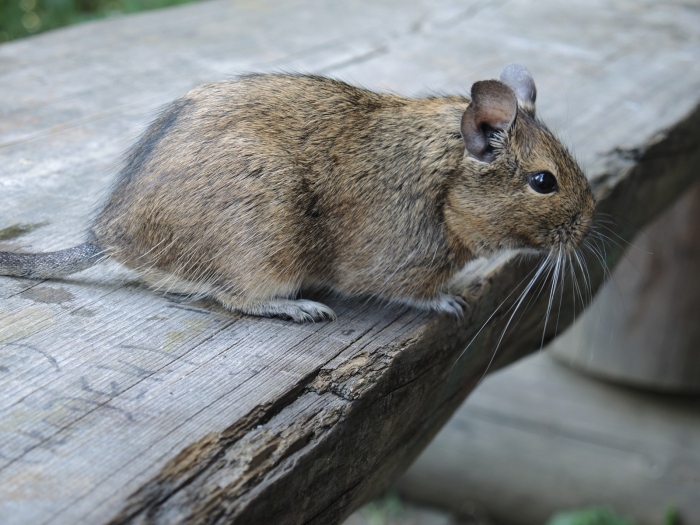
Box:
[664, 508, 681, 525]
[351, 496, 682, 525]
[0, 0, 201, 43]
[547, 506, 681, 525]
[357, 492, 406, 525]
[547, 508, 635, 525]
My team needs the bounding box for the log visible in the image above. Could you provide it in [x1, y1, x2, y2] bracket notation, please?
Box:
[397, 352, 700, 525]
[0, 0, 699, 523]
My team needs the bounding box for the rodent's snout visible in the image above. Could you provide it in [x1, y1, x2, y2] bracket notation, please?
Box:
[552, 211, 593, 252]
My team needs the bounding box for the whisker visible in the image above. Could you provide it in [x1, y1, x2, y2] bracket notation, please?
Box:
[452, 254, 550, 369]
[541, 247, 562, 348]
[595, 223, 651, 254]
[568, 251, 586, 323]
[552, 249, 567, 339]
[594, 211, 655, 245]
[584, 236, 627, 316]
[573, 248, 593, 303]
[506, 252, 560, 342]
[585, 236, 612, 280]
[473, 254, 554, 382]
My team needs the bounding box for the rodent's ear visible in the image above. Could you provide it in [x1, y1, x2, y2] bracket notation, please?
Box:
[500, 63, 537, 116]
[461, 79, 517, 163]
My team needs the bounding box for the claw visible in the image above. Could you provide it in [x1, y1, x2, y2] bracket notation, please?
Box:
[435, 293, 467, 320]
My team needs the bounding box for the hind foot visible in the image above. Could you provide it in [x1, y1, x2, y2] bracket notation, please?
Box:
[223, 298, 336, 323]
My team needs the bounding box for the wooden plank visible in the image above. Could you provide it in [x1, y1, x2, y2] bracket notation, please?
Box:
[398, 353, 700, 525]
[0, 0, 699, 523]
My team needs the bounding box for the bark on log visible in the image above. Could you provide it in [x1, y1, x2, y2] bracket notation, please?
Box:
[1, 1, 699, 524]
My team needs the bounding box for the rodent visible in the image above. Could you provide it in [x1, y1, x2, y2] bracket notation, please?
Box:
[0, 64, 595, 322]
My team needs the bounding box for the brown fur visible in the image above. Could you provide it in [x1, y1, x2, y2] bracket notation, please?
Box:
[2, 66, 595, 322]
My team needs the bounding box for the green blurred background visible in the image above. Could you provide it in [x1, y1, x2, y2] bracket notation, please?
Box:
[0, 0, 199, 42]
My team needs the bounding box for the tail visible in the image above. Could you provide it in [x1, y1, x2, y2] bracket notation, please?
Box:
[0, 243, 105, 279]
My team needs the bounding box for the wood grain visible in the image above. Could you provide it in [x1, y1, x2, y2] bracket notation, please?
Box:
[1, 0, 699, 523]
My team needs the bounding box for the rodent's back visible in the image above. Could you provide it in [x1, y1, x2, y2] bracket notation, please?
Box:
[93, 75, 471, 300]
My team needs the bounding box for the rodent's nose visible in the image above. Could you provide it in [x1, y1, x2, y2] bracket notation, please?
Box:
[572, 213, 594, 248]
[556, 212, 591, 251]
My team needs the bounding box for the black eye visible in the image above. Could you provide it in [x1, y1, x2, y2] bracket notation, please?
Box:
[528, 171, 558, 194]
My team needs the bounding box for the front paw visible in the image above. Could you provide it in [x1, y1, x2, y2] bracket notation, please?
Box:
[434, 293, 467, 320]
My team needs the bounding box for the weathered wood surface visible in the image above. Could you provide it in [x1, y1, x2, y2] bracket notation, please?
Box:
[398, 352, 700, 525]
[0, 0, 699, 524]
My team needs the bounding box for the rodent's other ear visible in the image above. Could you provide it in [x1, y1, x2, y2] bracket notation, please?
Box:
[461, 80, 517, 163]
[500, 63, 537, 116]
